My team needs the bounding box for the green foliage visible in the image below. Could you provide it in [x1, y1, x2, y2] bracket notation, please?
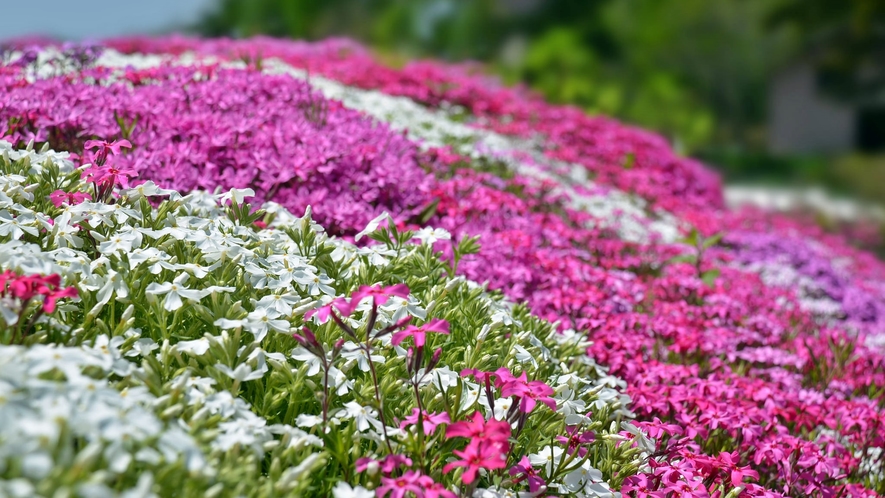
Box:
[195, 0, 803, 153]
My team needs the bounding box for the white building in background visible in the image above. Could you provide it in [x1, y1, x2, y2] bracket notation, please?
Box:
[769, 61, 855, 154]
[769, 60, 885, 155]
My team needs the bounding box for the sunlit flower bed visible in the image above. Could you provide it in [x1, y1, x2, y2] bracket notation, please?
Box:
[0, 40, 883, 497]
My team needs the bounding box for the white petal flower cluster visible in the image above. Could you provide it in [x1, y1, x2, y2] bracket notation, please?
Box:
[0, 340, 205, 496]
[0, 124, 646, 494]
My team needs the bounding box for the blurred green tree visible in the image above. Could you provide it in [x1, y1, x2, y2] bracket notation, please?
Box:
[196, 0, 880, 156]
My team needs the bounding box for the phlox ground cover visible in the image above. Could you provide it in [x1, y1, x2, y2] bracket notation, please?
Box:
[0, 40, 883, 498]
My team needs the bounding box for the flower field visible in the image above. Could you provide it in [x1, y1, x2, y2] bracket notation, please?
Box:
[0, 39, 883, 498]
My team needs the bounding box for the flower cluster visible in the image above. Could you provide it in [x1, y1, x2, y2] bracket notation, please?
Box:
[0, 144, 641, 496]
[2, 39, 885, 498]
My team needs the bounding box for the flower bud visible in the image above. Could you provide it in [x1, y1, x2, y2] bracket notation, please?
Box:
[427, 347, 443, 371]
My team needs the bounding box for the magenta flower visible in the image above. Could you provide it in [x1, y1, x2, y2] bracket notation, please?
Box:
[509, 457, 546, 493]
[355, 454, 413, 476]
[460, 368, 496, 384]
[497, 370, 556, 413]
[84, 139, 131, 166]
[354, 457, 376, 474]
[445, 411, 511, 445]
[391, 318, 450, 348]
[42, 285, 78, 314]
[399, 408, 451, 435]
[0, 272, 77, 313]
[82, 164, 139, 189]
[423, 481, 457, 498]
[304, 296, 355, 321]
[49, 189, 91, 207]
[442, 439, 508, 484]
[350, 283, 410, 306]
[305, 284, 410, 322]
[377, 470, 426, 498]
[555, 426, 595, 457]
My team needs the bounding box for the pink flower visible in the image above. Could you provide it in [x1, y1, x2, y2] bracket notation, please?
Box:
[497, 370, 556, 413]
[377, 470, 426, 498]
[391, 318, 449, 348]
[460, 368, 496, 384]
[82, 164, 139, 189]
[509, 457, 546, 492]
[354, 457, 376, 474]
[442, 439, 508, 484]
[555, 426, 596, 457]
[423, 481, 457, 498]
[307, 284, 411, 322]
[304, 296, 355, 321]
[355, 454, 413, 476]
[350, 283, 410, 306]
[399, 408, 451, 435]
[379, 454, 414, 475]
[48, 189, 91, 207]
[0, 272, 76, 313]
[445, 411, 511, 445]
[84, 139, 131, 166]
[42, 285, 78, 313]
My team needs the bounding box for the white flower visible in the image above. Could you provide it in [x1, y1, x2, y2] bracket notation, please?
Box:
[554, 387, 587, 416]
[562, 461, 605, 494]
[338, 401, 382, 432]
[295, 414, 323, 428]
[379, 294, 426, 322]
[98, 229, 142, 255]
[51, 211, 83, 248]
[218, 187, 255, 205]
[215, 352, 268, 382]
[145, 273, 205, 311]
[354, 212, 393, 241]
[333, 482, 374, 498]
[268, 424, 323, 450]
[621, 422, 655, 454]
[581, 481, 619, 498]
[529, 445, 565, 476]
[125, 338, 158, 358]
[340, 342, 385, 372]
[90, 334, 133, 376]
[412, 227, 451, 245]
[88, 269, 129, 306]
[0, 210, 38, 239]
[513, 344, 539, 368]
[124, 180, 176, 200]
[175, 338, 211, 356]
[244, 308, 291, 341]
[214, 412, 272, 454]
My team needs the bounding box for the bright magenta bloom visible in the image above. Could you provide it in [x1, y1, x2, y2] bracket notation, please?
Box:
[509, 457, 546, 493]
[445, 411, 511, 445]
[82, 164, 139, 189]
[442, 439, 508, 484]
[48, 189, 91, 207]
[84, 139, 131, 166]
[376, 470, 425, 498]
[399, 408, 451, 435]
[350, 283, 410, 306]
[355, 454, 413, 475]
[0, 271, 77, 313]
[496, 370, 556, 413]
[556, 426, 596, 457]
[391, 318, 449, 348]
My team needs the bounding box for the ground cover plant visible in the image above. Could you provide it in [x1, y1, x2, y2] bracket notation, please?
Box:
[0, 40, 884, 497]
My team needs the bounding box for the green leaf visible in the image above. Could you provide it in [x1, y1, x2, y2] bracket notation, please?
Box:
[702, 232, 724, 250]
[413, 198, 439, 225]
[701, 268, 721, 286]
[622, 152, 636, 169]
